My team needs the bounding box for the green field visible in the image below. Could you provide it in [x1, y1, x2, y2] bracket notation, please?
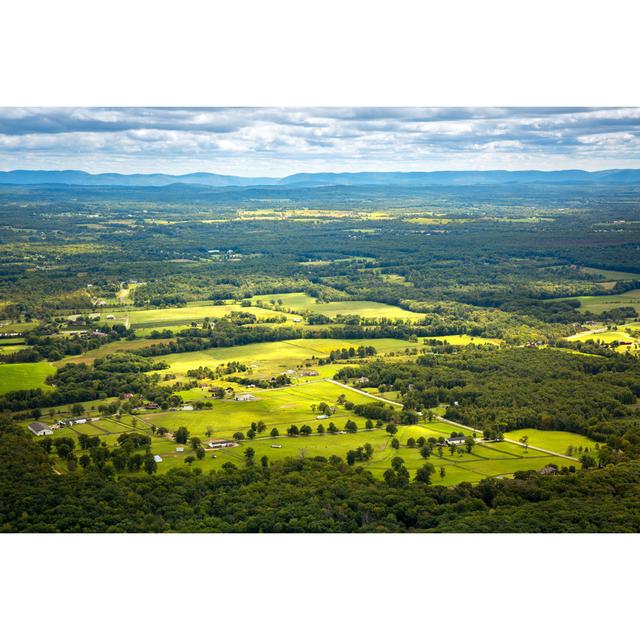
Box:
[143, 419, 583, 485]
[506, 429, 596, 455]
[93, 302, 301, 330]
[580, 266, 640, 281]
[145, 379, 371, 439]
[0, 361, 56, 394]
[156, 337, 421, 379]
[59, 337, 175, 366]
[556, 289, 640, 314]
[250, 292, 425, 319]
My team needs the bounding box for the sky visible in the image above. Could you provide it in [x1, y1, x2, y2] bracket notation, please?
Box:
[0, 107, 639, 176]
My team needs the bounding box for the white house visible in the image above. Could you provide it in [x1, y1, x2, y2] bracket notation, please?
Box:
[28, 422, 53, 436]
[234, 393, 257, 402]
[153, 455, 163, 463]
[445, 436, 467, 446]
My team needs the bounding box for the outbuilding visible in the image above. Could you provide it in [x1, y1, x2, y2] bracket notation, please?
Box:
[234, 393, 257, 402]
[28, 422, 53, 436]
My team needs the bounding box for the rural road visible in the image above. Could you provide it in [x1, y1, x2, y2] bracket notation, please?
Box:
[327, 378, 579, 461]
[325, 378, 404, 407]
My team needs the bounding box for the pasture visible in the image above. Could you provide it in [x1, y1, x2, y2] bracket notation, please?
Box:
[249, 292, 425, 319]
[555, 289, 640, 314]
[506, 429, 596, 455]
[145, 379, 371, 440]
[59, 337, 175, 366]
[143, 417, 584, 485]
[155, 337, 421, 379]
[0, 361, 56, 394]
[94, 302, 300, 330]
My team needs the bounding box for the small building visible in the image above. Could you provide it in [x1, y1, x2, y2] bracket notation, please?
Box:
[144, 402, 160, 410]
[106, 314, 116, 320]
[153, 455, 163, 463]
[316, 414, 329, 420]
[539, 465, 558, 476]
[357, 376, 370, 385]
[445, 436, 467, 446]
[271, 444, 282, 449]
[234, 393, 257, 402]
[292, 318, 302, 323]
[181, 405, 194, 411]
[208, 439, 236, 449]
[176, 447, 184, 452]
[28, 422, 53, 436]
[74, 418, 87, 424]
[300, 369, 319, 377]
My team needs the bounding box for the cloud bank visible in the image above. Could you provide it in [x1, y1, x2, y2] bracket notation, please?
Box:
[0, 107, 639, 175]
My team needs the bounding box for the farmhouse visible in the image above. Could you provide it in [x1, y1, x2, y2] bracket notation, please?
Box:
[208, 439, 236, 449]
[357, 376, 370, 385]
[445, 436, 467, 446]
[539, 465, 558, 475]
[234, 393, 257, 402]
[28, 422, 53, 436]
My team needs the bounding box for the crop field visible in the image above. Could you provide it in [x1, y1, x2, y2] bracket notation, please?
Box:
[555, 289, 640, 314]
[249, 292, 425, 319]
[506, 429, 596, 455]
[97, 302, 300, 330]
[156, 337, 421, 379]
[145, 379, 372, 439]
[59, 337, 176, 366]
[0, 361, 56, 394]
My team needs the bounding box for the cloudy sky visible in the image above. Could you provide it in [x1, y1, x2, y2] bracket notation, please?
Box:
[0, 107, 639, 175]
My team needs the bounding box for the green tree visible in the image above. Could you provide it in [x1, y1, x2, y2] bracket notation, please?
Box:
[175, 426, 190, 444]
[415, 463, 436, 484]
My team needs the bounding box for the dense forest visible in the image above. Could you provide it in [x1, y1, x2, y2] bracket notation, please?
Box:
[2, 420, 640, 533]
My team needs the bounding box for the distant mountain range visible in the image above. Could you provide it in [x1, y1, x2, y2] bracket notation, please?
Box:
[0, 169, 638, 188]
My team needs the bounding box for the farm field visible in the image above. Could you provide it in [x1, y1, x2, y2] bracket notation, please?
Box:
[506, 429, 596, 455]
[580, 266, 640, 281]
[155, 337, 421, 379]
[249, 292, 425, 319]
[92, 302, 301, 330]
[145, 379, 373, 439]
[555, 289, 640, 313]
[142, 420, 581, 485]
[59, 337, 175, 366]
[0, 361, 56, 394]
[566, 327, 640, 353]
